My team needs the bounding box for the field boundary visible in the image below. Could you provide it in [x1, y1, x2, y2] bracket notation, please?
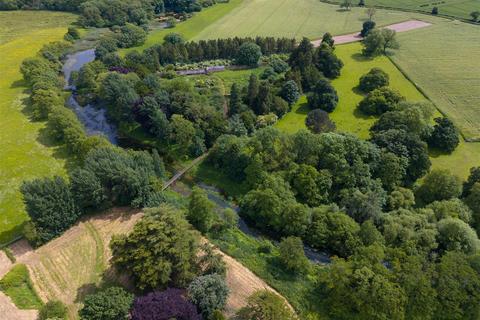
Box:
[387, 55, 478, 143]
[318, 0, 480, 25]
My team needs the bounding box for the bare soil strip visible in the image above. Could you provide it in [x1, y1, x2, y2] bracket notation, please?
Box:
[312, 19, 432, 46]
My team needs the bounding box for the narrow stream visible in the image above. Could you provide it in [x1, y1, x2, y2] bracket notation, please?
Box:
[62, 49, 118, 144]
[61, 50, 330, 264]
[197, 183, 331, 264]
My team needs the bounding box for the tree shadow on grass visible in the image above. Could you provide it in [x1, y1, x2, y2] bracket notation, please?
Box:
[428, 146, 451, 158]
[351, 52, 374, 62]
[10, 79, 28, 89]
[294, 103, 310, 115]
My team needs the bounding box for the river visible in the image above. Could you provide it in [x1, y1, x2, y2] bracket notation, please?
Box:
[62, 49, 118, 144]
[61, 49, 330, 264]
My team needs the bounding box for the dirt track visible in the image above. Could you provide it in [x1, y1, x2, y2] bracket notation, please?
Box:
[312, 19, 432, 46]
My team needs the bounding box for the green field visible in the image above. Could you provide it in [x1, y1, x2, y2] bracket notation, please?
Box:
[324, 0, 480, 21]
[276, 42, 480, 179]
[277, 42, 425, 138]
[193, 0, 426, 40]
[0, 11, 76, 245]
[123, 0, 244, 54]
[391, 18, 480, 141]
[0, 264, 43, 309]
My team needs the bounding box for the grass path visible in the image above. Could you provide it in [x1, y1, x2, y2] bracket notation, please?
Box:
[0, 12, 76, 246]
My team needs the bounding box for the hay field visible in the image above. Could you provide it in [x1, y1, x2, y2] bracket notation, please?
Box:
[391, 18, 480, 141]
[193, 0, 427, 40]
[324, 0, 480, 20]
[0, 11, 76, 246]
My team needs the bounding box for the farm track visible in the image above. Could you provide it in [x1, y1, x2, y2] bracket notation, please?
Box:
[311, 19, 432, 46]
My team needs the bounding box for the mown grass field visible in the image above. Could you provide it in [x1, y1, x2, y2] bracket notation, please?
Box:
[0, 264, 43, 309]
[391, 18, 480, 141]
[193, 0, 427, 40]
[276, 42, 480, 179]
[122, 0, 244, 54]
[324, 0, 480, 21]
[0, 11, 76, 246]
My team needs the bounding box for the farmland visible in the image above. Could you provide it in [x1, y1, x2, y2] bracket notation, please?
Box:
[276, 41, 480, 179]
[323, 0, 480, 21]
[193, 0, 427, 40]
[0, 11, 76, 246]
[391, 18, 480, 141]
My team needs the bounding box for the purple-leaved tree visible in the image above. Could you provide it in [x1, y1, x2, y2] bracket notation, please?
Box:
[131, 288, 202, 320]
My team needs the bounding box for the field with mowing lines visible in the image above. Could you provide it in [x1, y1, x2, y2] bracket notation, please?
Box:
[391, 18, 480, 141]
[123, 0, 243, 54]
[0, 11, 76, 246]
[323, 0, 480, 21]
[193, 0, 427, 40]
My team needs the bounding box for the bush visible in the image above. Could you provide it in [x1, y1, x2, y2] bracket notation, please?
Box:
[306, 78, 338, 112]
[236, 42, 262, 66]
[358, 86, 404, 115]
[279, 236, 310, 274]
[187, 274, 229, 318]
[131, 288, 201, 320]
[79, 287, 134, 320]
[360, 20, 376, 37]
[269, 57, 289, 73]
[305, 109, 336, 134]
[432, 6, 438, 14]
[280, 80, 300, 105]
[236, 290, 295, 320]
[358, 68, 389, 92]
[164, 32, 185, 44]
[428, 117, 459, 153]
[39, 300, 67, 320]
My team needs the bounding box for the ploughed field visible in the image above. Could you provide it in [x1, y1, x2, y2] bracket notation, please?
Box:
[0, 11, 76, 246]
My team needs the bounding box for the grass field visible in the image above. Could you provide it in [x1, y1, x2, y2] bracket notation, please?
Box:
[122, 0, 244, 54]
[193, 0, 427, 40]
[324, 0, 480, 21]
[276, 42, 425, 138]
[0, 264, 43, 309]
[0, 11, 76, 246]
[391, 18, 480, 141]
[276, 42, 480, 179]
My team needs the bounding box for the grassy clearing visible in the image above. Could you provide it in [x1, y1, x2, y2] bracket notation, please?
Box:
[324, 0, 480, 21]
[193, 0, 426, 40]
[214, 67, 266, 94]
[0, 264, 43, 309]
[276, 42, 425, 138]
[391, 18, 480, 141]
[0, 11, 76, 246]
[276, 42, 480, 179]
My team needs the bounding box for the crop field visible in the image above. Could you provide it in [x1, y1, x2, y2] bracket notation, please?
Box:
[324, 0, 480, 20]
[193, 0, 427, 40]
[0, 11, 76, 246]
[391, 18, 480, 141]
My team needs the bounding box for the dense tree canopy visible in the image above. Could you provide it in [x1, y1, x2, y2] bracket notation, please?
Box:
[79, 287, 134, 320]
[110, 205, 199, 290]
